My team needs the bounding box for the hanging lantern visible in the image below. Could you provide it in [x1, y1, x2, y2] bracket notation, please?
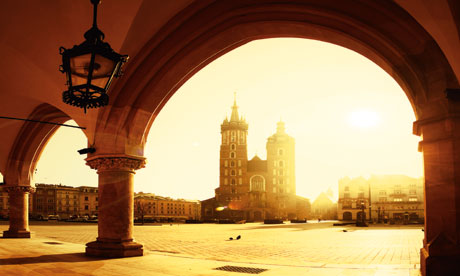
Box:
[59, 0, 128, 113]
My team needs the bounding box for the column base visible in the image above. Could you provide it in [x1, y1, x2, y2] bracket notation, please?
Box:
[421, 247, 460, 275]
[86, 239, 143, 258]
[2, 230, 31, 238]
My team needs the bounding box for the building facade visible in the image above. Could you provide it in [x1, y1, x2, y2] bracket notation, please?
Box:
[311, 189, 337, 220]
[201, 98, 310, 221]
[134, 192, 201, 221]
[32, 184, 98, 219]
[338, 175, 424, 223]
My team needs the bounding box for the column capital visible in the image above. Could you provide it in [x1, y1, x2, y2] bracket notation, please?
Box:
[86, 154, 146, 172]
[2, 185, 35, 193]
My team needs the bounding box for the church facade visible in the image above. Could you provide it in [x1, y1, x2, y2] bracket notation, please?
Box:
[201, 99, 310, 221]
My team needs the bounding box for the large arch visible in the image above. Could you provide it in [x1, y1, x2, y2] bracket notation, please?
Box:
[84, 1, 460, 273]
[93, 0, 458, 155]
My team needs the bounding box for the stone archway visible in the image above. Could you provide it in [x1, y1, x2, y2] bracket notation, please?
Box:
[2, 104, 73, 238]
[86, 1, 459, 274]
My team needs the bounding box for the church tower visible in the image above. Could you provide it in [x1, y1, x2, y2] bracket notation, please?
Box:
[266, 121, 296, 218]
[216, 95, 249, 209]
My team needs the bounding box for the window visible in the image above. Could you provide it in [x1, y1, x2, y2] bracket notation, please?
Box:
[238, 160, 241, 167]
[225, 169, 228, 176]
[231, 131, 235, 142]
[379, 191, 386, 195]
[379, 197, 387, 202]
[231, 144, 236, 150]
[344, 186, 349, 191]
[231, 161, 235, 167]
[230, 152, 236, 158]
[224, 179, 228, 185]
[85, 196, 89, 201]
[279, 179, 284, 185]
[273, 178, 277, 185]
[239, 178, 242, 185]
[273, 169, 276, 176]
[344, 193, 350, 198]
[232, 189, 236, 194]
[224, 160, 228, 167]
[279, 160, 284, 167]
[96, 197, 98, 201]
[273, 187, 276, 193]
[238, 169, 242, 176]
[231, 170, 236, 176]
[409, 190, 416, 195]
[394, 198, 403, 202]
[278, 149, 284, 155]
[394, 190, 402, 194]
[231, 179, 236, 185]
[279, 170, 283, 176]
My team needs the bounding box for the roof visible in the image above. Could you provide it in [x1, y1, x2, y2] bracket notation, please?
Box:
[247, 155, 267, 172]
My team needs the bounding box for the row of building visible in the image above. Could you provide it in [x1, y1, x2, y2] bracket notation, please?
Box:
[0, 184, 201, 221]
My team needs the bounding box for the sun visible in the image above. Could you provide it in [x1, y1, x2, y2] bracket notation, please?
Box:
[347, 110, 380, 128]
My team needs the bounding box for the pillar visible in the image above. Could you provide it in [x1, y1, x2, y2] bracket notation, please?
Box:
[415, 96, 460, 275]
[3, 186, 35, 238]
[85, 155, 145, 257]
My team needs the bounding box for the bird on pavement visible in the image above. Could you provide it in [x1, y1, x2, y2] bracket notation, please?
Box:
[236, 235, 241, 240]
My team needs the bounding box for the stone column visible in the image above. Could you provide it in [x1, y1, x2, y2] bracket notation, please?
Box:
[415, 102, 460, 275]
[85, 155, 146, 257]
[3, 186, 35, 238]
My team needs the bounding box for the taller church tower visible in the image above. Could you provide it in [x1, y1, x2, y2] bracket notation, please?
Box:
[216, 96, 249, 207]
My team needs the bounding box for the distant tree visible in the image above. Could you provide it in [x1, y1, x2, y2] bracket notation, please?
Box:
[135, 200, 146, 225]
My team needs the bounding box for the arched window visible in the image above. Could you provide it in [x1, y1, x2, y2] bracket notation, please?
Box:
[231, 144, 236, 150]
[231, 170, 236, 176]
[231, 161, 235, 167]
[231, 179, 236, 185]
[250, 175, 265, 191]
[230, 152, 236, 158]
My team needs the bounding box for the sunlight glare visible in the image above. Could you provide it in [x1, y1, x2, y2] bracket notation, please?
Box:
[347, 110, 380, 128]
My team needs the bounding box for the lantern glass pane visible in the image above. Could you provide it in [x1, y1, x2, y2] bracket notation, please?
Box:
[70, 54, 92, 86]
[91, 54, 116, 88]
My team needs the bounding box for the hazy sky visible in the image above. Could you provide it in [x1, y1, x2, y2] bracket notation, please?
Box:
[33, 38, 423, 201]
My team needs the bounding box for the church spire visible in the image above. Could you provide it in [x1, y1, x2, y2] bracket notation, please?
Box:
[230, 92, 239, 122]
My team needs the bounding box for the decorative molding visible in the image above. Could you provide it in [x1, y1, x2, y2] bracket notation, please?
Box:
[86, 156, 146, 172]
[2, 186, 36, 193]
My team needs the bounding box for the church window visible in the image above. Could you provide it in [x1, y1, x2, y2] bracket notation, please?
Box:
[224, 160, 228, 167]
[231, 161, 235, 167]
[230, 152, 236, 158]
[278, 149, 284, 155]
[231, 170, 236, 176]
[231, 144, 236, 150]
[238, 160, 241, 167]
[238, 169, 242, 175]
[250, 175, 265, 191]
[231, 179, 236, 185]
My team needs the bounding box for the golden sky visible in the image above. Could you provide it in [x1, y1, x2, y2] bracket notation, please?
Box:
[32, 38, 423, 201]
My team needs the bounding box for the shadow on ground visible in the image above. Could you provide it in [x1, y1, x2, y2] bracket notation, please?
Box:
[0, 253, 105, 265]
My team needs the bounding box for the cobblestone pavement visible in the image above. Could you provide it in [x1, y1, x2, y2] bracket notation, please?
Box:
[0, 221, 423, 269]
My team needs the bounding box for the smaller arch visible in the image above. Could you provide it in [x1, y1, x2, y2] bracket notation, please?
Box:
[343, 211, 352, 220]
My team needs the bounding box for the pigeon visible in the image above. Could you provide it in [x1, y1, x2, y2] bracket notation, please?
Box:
[229, 237, 233, 240]
[342, 230, 348, 232]
[236, 235, 241, 240]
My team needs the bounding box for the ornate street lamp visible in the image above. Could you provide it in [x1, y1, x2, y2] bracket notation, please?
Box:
[59, 0, 128, 113]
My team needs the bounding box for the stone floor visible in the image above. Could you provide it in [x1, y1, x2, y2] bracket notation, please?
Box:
[0, 221, 423, 275]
